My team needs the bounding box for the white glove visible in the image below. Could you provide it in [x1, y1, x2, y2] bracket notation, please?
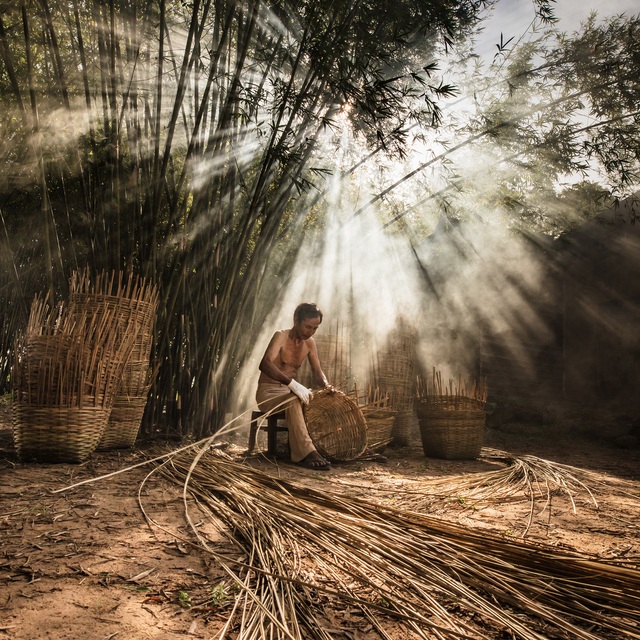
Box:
[288, 379, 313, 405]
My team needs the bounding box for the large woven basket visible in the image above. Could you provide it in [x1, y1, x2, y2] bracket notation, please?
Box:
[11, 330, 127, 462]
[416, 396, 486, 460]
[98, 395, 149, 450]
[371, 320, 418, 445]
[97, 360, 152, 449]
[12, 404, 110, 463]
[69, 270, 158, 449]
[304, 390, 367, 461]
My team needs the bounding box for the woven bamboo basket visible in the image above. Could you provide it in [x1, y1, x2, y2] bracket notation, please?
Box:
[98, 395, 149, 450]
[11, 317, 129, 463]
[416, 396, 486, 460]
[362, 407, 396, 452]
[69, 270, 158, 449]
[304, 390, 367, 461]
[366, 318, 419, 446]
[12, 404, 110, 463]
[355, 386, 396, 452]
[97, 360, 153, 450]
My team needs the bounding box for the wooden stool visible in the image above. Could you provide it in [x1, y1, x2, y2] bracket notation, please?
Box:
[247, 410, 288, 455]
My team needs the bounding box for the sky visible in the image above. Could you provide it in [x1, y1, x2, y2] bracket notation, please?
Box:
[477, 0, 638, 58]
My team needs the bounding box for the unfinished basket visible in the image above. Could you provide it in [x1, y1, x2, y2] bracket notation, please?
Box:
[304, 390, 367, 461]
[98, 395, 149, 450]
[371, 320, 418, 446]
[69, 270, 158, 449]
[416, 396, 486, 460]
[95, 360, 152, 449]
[11, 314, 129, 463]
[97, 360, 152, 449]
[11, 288, 140, 462]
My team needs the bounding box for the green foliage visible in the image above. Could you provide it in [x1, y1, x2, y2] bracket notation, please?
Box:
[177, 590, 192, 608]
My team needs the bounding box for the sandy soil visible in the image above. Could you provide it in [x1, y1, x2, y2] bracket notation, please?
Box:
[1, 405, 638, 640]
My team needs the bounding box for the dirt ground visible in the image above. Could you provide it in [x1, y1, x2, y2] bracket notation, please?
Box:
[1, 401, 638, 640]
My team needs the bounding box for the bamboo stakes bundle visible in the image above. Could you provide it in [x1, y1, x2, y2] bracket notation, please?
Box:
[150, 446, 640, 640]
[69, 269, 159, 449]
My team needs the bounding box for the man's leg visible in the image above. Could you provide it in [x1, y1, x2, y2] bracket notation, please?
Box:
[256, 383, 317, 463]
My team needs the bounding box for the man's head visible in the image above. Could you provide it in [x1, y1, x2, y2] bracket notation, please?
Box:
[294, 302, 323, 325]
[293, 303, 323, 340]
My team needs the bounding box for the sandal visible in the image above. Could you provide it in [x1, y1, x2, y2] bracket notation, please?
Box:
[298, 452, 331, 471]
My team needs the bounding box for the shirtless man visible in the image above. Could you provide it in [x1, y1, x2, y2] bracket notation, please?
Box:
[256, 302, 333, 470]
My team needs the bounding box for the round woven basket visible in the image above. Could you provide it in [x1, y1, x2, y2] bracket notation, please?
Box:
[304, 390, 367, 461]
[12, 404, 110, 463]
[416, 396, 486, 460]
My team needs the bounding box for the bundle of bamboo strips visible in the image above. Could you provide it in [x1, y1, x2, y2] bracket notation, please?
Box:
[148, 446, 640, 640]
[383, 447, 639, 537]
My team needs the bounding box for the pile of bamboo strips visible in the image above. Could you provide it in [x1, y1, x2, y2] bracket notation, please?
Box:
[148, 446, 640, 640]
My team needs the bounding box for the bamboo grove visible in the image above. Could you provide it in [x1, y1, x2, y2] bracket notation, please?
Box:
[0, 0, 487, 435]
[2, 0, 639, 438]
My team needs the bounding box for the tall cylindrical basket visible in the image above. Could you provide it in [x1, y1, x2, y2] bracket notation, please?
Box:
[416, 396, 486, 460]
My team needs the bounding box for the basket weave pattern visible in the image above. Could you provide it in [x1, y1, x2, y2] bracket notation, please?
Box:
[416, 396, 486, 460]
[97, 361, 153, 450]
[70, 271, 158, 450]
[12, 405, 110, 463]
[372, 322, 418, 446]
[11, 271, 158, 461]
[362, 407, 396, 452]
[11, 297, 134, 462]
[304, 390, 367, 461]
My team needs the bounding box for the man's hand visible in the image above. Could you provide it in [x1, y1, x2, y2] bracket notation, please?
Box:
[288, 379, 313, 405]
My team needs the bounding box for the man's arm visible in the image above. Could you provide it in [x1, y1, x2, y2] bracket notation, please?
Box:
[258, 331, 292, 385]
